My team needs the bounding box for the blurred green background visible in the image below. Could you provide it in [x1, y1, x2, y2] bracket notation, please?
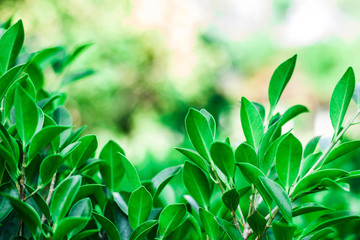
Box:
[2, 0, 360, 194]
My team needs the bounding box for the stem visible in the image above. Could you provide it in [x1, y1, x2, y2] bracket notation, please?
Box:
[23, 185, 43, 201]
[45, 173, 57, 206]
[231, 210, 243, 234]
[210, 166, 225, 194]
[18, 152, 26, 236]
[257, 207, 279, 240]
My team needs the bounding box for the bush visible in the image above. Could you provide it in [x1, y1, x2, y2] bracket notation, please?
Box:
[1, 19, 360, 240]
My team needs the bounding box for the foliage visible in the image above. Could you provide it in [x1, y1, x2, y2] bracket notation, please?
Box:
[1, 19, 360, 239]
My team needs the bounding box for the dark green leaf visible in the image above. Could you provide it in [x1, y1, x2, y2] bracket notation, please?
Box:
[210, 141, 235, 179]
[329, 67, 355, 133]
[272, 221, 297, 240]
[53, 217, 89, 240]
[199, 208, 219, 240]
[128, 186, 153, 230]
[158, 203, 187, 238]
[222, 188, 240, 211]
[240, 97, 264, 149]
[175, 147, 207, 172]
[215, 217, 243, 240]
[0, 64, 24, 101]
[24, 184, 51, 221]
[235, 142, 257, 166]
[185, 108, 214, 161]
[320, 178, 350, 192]
[247, 211, 266, 237]
[129, 220, 158, 240]
[152, 165, 182, 200]
[275, 133, 302, 191]
[304, 136, 321, 158]
[50, 175, 82, 223]
[72, 229, 99, 240]
[292, 203, 332, 217]
[69, 135, 98, 169]
[300, 153, 321, 178]
[268, 54, 297, 114]
[324, 140, 360, 165]
[93, 212, 121, 240]
[0, 183, 18, 222]
[183, 161, 211, 209]
[308, 228, 335, 240]
[39, 154, 64, 186]
[118, 152, 141, 191]
[259, 177, 292, 223]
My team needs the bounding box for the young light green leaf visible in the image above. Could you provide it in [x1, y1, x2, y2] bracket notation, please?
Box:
[183, 161, 211, 209]
[323, 140, 360, 165]
[247, 211, 267, 237]
[240, 97, 264, 149]
[252, 102, 266, 122]
[129, 220, 158, 240]
[185, 108, 214, 161]
[236, 162, 272, 207]
[300, 153, 321, 178]
[118, 152, 141, 192]
[304, 136, 321, 158]
[215, 217, 243, 240]
[222, 188, 240, 211]
[158, 203, 187, 238]
[27, 126, 70, 164]
[152, 165, 182, 200]
[275, 133, 302, 191]
[0, 20, 24, 75]
[50, 175, 82, 223]
[259, 177, 292, 223]
[175, 147, 207, 172]
[329, 67, 355, 134]
[93, 212, 121, 240]
[292, 203, 332, 217]
[210, 141, 235, 179]
[99, 140, 125, 192]
[200, 109, 216, 137]
[62, 69, 95, 86]
[199, 208, 219, 240]
[128, 186, 153, 230]
[1, 193, 42, 239]
[235, 142, 257, 166]
[272, 221, 297, 240]
[352, 82, 360, 108]
[268, 54, 297, 114]
[15, 85, 39, 147]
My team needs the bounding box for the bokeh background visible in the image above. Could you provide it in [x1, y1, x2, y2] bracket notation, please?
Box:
[2, 0, 360, 213]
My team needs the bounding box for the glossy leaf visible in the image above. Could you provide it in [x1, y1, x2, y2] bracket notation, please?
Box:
[320, 178, 350, 192]
[275, 133, 302, 191]
[215, 217, 243, 240]
[185, 108, 214, 161]
[128, 186, 153, 230]
[175, 147, 207, 172]
[262, 132, 290, 174]
[259, 177, 292, 223]
[129, 220, 158, 240]
[53, 217, 89, 240]
[240, 96, 264, 149]
[0, 64, 25, 101]
[304, 136, 321, 158]
[272, 221, 297, 240]
[200, 109, 216, 137]
[118, 152, 141, 191]
[236, 162, 272, 207]
[69, 134, 98, 169]
[222, 188, 240, 211]
[25, 184, 51, 221]
[14, 85, 39, 146]
[0, 20, 24, 75]
[0, 183, 18, 222]
[27, 126, 70, 164]
[268, 54, 297, 114]
[152, 165, 182, 200]
[210, 141, 235, 178]
[300, 153, 321, 178]
[323, 140, 360, 165]
[99, 140, 125, 192]
[158, 203, 187, 238]
[235, 142, 257, 166]
[307, 228, 335, 240]
[72, 229, 99, 240]
[93, 212, 121, 240]
[183, 161, 211, 209]
[292, 203, 332, 217]
[247, 211, 267, 237]
[329, 67, 355, 133]
[50, 175, 82, 223]
[199, 208, 219, 240]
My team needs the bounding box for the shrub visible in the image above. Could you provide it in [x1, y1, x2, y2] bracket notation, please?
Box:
[1, 19, 360, 240]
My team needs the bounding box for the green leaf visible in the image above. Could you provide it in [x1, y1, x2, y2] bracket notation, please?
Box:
[27, 126, 70, 164]
[253, 102, 266, 122]
[39, 154, 64, 185]
[69, 134, 98, 169]
[320, 178, 350, 192]
[183, 161, 211, 209]
[235, 142, 257, 166]
[185, 108, 214, 161]
[72, 229, 99, 240]
[236, 162, 272, 207]
[275, 133, 302, 191]
[210, 141, 235, 179]
[240, 97, 264, 149]
[175, 147, 207, 172]
[0, 20, 24, 75]
[330, 67, 355, 134]
[200, 109, 216, 137]
[118, 152, 141, 191]
[1, 193, 42, 239]
[24, 184, 51, 221]
[129, 220, 158, 240]
[93, 212, 121, 240]
[158, 203, 187, 238]
[323, 140, 360, 165]
[50, 175, 82, 223]
[308, 228, 335, 240]
[62, 69, 95, 86]
[15, 85, 39, 147]
[0, 183, 18, 222]
[272, 221, 297, 240]
[0, 64, 25, 101]
[304, 136, 321, 158]
[268, 54, 297, 114]
[53, 217, 89, 240]
[152, 165, 182, 200]
[352, 82, 360, 108]
[222, 188, 240, 211]
[199, 208, 219, 240]
[259, 177, 292, 223]
[300, 153, 321, 178]
[67, 198, 93, 237]
[128, 186, 153, 230]
[215, 217, 243, 240]
[292, 203, 332, 217]
[247, 211, 267, 237]
[99, 140, 125, 192]
[292, 169, 348, 198]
